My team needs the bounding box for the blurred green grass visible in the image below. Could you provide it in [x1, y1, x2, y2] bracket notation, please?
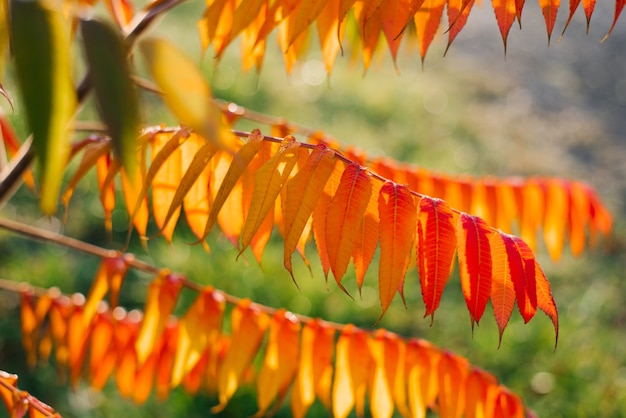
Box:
[1, 1, 626, 417]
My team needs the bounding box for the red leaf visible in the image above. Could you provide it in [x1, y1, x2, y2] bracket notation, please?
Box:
[456, 213, 493, 328]
[353, 177, 381, 292]
[378, 182, 417, 316]
[417, 197, 457, 321]
[534, 261, 559, 347]
[603, 0, 626, 40]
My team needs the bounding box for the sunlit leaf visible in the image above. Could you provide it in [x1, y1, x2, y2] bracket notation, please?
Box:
[378, 182, 417, 316]
[213, 299, 270, 412]
[326, 164, 373, 293]
[10, 0, 76, 214]
[417, 197, 457, 321]
[255, 310, 301, 416]
[135, 273, 184, 365]
[139, 37, 233, 149]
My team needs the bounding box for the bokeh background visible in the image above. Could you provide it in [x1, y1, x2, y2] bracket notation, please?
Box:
[1, 1, 625, 417]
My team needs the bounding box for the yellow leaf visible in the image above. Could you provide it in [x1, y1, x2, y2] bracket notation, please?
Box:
[135, 272, 183, 365]
[171, 288, 225, 387]
[213, 299, 270, 412]
[139, 37, 233, 149]
[240, 136, 299, 254]
[255, 310, 301, 416]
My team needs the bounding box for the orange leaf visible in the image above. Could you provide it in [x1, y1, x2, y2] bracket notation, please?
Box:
[369, 331, 409, 418]
[465, 368, 498, 418]
[499, 232, 537, 323]
[413, 0, 446, 62]
[151, 132, 184, 242]
[82, 256, 128, 329]
[120, 159, 148, 239]
[96, 151, 116, 233]
[489, 231, 516, 344]
[0, 371, 18, 415]
[446, 0, 475, 54]
[378, 182, 417, 316]
[89, 311, 115, 390]
[228, 0, 268, 54]
[284, 144, 337, 276]
[456, 213, 493, 328]
[317, 0, 344, 74]
[534, 261, 559, 347]
[255, 310, 301, 416]
[291, 320, 335, 417]
[543, 180, 568, 261]
[519, 179, 545, 251]
[538, 0, 560, 43]
[437, 352, 469, 418]
[325, 164, 373, 293]
[492, 0, 517, 51]
[171, 287, 225, 387]
[135, 272, 184, 365]
[287, 0, 327, 47]
[417, 197, 457, 321]
[353, 1, 383, 72]
[353, 177, 381, 292]
[380, 0, 415, 62]
[204, 132, 260, 243]
[213, 299, 270, 412]
[197, 0, 229, 53]
[312, 160, 345, 279]
[20, 290, 53, 368]
[240, 136, 299, 254]
[332, 325, 374, 418]
[405, 339, 441, 416]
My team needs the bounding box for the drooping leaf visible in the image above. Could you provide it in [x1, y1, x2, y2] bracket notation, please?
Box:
[317, 0, 344, 74]
[417, 197, 457, 321]
[446, 0, 475, 54]
[518, 179, 545, 251]
[489, 230, 516, 344]
[325, 164, 373, 292]
[492, 0, 517, 52]
[135, 272, 184, 365]
[213, 299, 270, 412]
[413, 0, 446, 62]
[464, 368, 498, 418]
[171, 287, 225, 387]
[151, 132, 184, 242]
[437, 352, 469, 418]
[255, 310, 301, 416]
[81, 18, 140, 175]
[162, 140, 218, 231]
[353, 177, 381, 292]
[240, 136, 299, 253]
[291, 320, 335, 417]
[538, 0, 560, 42]
[456, 213, 493, 328]
[603, 0, 626, 40]
[378, 182, 417, 316]
[287, 0, 327, 48]
[499, 232, 537, 323]
[10, 0, 76, 214]
[405, 339, 441, 418]
[534, 261, 559, 346]
[284, 144, 337, 275]
[82, 256, 129, 329]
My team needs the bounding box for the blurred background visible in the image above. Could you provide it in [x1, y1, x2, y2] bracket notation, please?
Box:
[1, 1, 625, 417]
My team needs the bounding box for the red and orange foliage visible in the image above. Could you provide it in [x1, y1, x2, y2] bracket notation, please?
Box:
[60, 125, 613, 342]
[191, 0, 626, 70]
[14, 265, 530, 417]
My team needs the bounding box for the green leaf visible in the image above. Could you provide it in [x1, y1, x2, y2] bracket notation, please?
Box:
[10, 0, 76, 215]
[81, 18, 140, 176]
